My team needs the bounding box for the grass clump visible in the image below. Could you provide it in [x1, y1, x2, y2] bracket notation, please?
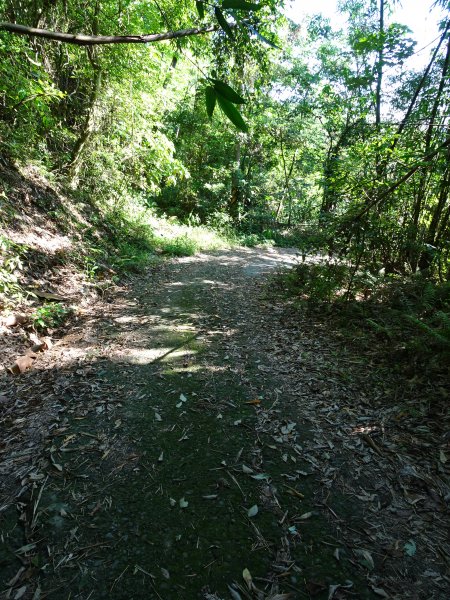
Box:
[157, 234, 199, 256]
[74, 197, 233, 279]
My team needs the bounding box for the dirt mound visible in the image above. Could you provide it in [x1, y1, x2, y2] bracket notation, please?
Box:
[0, 160, 112, 375]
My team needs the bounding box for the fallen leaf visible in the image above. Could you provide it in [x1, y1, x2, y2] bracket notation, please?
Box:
[247, 505, 258, 518]
[50, 456, 63, 472]
[227, 585, 243, 600]
[32, 586, 41, 600]
[281, 422, 296, 435]
[242, 567, 253, 590]
[403, 539, 416, 556]
[30, 342, 46, 353]
[299, 511, 313, 520]
[33, 290, 65, 301]
[371, 587, 389, 598]
[11, 354, 36, 374]
[328, 584, 340, 599]
[42, 336, 53, 348]
[179, 497, 189, 509]
[14, 586, 27, 600]
[242, 464, 254, 474]
[155, 412, 162, 421]
[355, 548, 374, 570]
[245, 399, 261, 405]
[161, 567, 170, 579]
[5, 314, 28, 327]
[15, 543, 36, 555]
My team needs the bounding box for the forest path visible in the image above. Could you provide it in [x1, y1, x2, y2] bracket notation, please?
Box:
[2, 248, 447, 600]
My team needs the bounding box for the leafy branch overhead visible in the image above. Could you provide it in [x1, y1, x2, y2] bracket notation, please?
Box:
[196, 1, 278, 130]
[205, 80, 248, 132]
[0, 1, 279, 132]
[196, 0, 263, 38]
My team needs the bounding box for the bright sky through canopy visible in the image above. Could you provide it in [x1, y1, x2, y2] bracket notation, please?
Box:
[285, 0, 444, 70]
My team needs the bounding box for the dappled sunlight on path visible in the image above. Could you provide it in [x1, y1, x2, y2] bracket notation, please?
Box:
[1, 247, 447, 600]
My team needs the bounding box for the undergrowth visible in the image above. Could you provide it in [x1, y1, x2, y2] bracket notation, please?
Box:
[32, 302, 71, 331]
[0, 160, 236, 313]
[0, 235, 27, 303]
[84, 200, 233, 272]
[277, 261, 450, 367]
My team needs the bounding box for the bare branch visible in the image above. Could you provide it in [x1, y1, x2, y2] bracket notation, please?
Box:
[0, 22, 217, 46]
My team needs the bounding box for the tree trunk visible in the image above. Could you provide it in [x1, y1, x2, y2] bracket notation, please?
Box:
[375, 0, 385, 129]
[229, 140, 242, 222]
[414, 36, 450, 268]
[64, 62, 102, 185]
[279, 132, 296, 226]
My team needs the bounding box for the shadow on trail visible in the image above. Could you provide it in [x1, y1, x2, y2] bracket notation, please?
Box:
[1, 248, 371, 600]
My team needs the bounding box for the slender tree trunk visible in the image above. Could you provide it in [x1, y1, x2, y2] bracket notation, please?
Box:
[163, 55, 178, 88]
[229, 140, 242, 221]
[279, 132, 296, 226]
[321, 119, 354, 216]
[388, 20, 450, 158]
[425, 128, 450, 249]
[414, 36, 450, 268]
[65, 60, 102, 184]
[428, 168, 450, 244]
[275, 197, 283, 222]
[436, 203, 450, 247]
[229, 70, 244, 222]
[375, 0, 384, 129]
[321, 146, 338, 215]
[374, 0, 385, 182]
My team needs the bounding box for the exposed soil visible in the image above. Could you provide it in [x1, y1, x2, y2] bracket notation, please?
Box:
[0, 248, 449, 600]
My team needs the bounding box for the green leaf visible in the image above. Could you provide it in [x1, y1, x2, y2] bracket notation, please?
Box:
[222, 0, 261, 10]
[214, 7, 234, 39]
[245, 24, 281, 49]
[217, 95, 248, 132]
[212, 80, 245, 104]
[196, 1, 205, 19]
[205, 86, 216, 118]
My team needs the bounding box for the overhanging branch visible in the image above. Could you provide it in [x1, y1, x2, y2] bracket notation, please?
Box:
[354, 137, 450, 220]
[0, 22, 217, 45]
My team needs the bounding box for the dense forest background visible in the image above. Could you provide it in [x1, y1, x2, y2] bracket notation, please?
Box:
[1, 0, 450, 362]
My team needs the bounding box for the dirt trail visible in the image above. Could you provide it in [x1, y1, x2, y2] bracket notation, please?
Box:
[1, 248, 449, 600]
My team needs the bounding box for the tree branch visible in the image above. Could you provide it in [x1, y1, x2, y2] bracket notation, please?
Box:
[355, 137, 450, 219]
[0, 22, 217, 45]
